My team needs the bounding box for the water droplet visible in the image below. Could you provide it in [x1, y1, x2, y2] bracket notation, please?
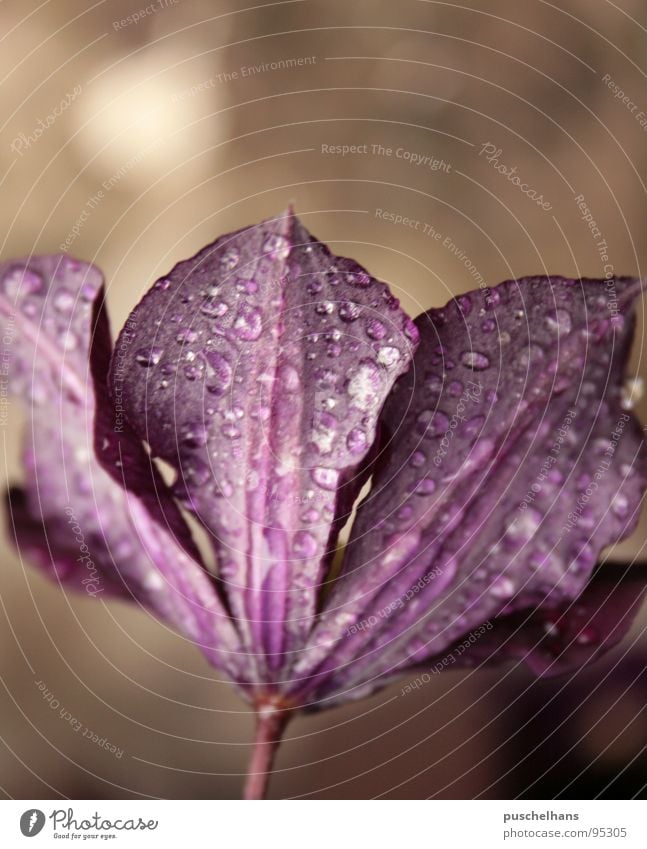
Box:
[204, 350, 232, 392]
[184, 364, 201, 381]
[611, 493, 629, 518]
[415, 477, 436, 495]
[339, 301, 361, 322]
[506, 508, 541, 542]
[262, 233, 290, 260]
[347, 360, 381, 410]
[490, 576, 515, 599]
[410, 450, 426, 468]
[184, 457, 211, 486]
[201, 299, 229, 318]
[2, 266, 43, 299]
[311, 413, 337, 454]
[176, 328, 198, 344]
[456, 295, 472, 315]
[485, 291, 500, 309]
[346, 427, 368, 454]
[347, 270, 371, 288]
[181, 422, 208, 448]
[220, 248, 240, 270]
[53, 287, 75, 313]
[293, 531, 318, 557]
[545, 308, 572, 334]
[461, 350, 490, 370]
[575, 626, 598, 646]
[517, 344, 544, 369]
[154, 277, 171, 291]
[234, 306, 262, 340]
[463, 416, 485, 439]
[278, 363, 300, 393]
[135, 346, 163, 367]
[311, 467, 339, 490]
[377, 346, 400, 367]
[315, 301, 335, 315]
[416, 409, 449, 437]
[366, 319, 386, 340]
[221, 423, 241, 439]
[481, 318, 496, 333]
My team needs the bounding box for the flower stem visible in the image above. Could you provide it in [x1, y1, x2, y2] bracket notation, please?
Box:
[243, 706, 290, 800]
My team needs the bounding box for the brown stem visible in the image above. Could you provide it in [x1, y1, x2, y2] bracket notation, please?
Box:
[243, 706, 290, 800]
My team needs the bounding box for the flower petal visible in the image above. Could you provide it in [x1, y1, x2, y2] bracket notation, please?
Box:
[110, 211, 418, 679]
[305, 563, 647, 710]
[0, 255, 242, 677]
[296, 276, 647, 703]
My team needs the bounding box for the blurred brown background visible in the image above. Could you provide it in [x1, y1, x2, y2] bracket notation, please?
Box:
[1, 0, 646, 799]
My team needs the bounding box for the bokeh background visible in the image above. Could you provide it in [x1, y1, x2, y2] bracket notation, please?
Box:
[1, 0, 647, 799]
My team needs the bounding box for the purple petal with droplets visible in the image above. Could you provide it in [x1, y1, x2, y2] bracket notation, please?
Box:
[295, 276, 647, 704]
[303, 563, 647, 711]
[0, 255, 243, 679]
[109, 210, 418, 681]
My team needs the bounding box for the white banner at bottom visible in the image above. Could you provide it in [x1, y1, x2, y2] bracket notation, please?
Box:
[0, 799, 645, 847]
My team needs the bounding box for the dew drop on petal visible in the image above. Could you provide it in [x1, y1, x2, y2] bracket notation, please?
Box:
[545, 308, 572, 335]
[262, 233, 290, 260]
[220, 248, 240, 270]
[135, 346, 163, 367]
[176, 328, 198, 344]
[410, 450, 426, 468]
[339, 301, 361, 322]
[181, 422, 208, 448]
[53, 287, 75, 313]
[346, 427, 368, 454]
[347, 361, 381, 410]
[461, 350, 490, 370]
[293, 531, 318, 557]
[311, 467, 339, 490]
[416, 409, 449, 437]
[366, 319, 387, 340]
[415, 477, 436, 495]
[490, 576, 515, 599]
[377, 346, 401, 367]
[611, 493, 629, 518]
[234, 306, 262, 341]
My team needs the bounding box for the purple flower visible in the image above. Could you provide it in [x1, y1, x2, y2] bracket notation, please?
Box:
[2, 211, 646, 798]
